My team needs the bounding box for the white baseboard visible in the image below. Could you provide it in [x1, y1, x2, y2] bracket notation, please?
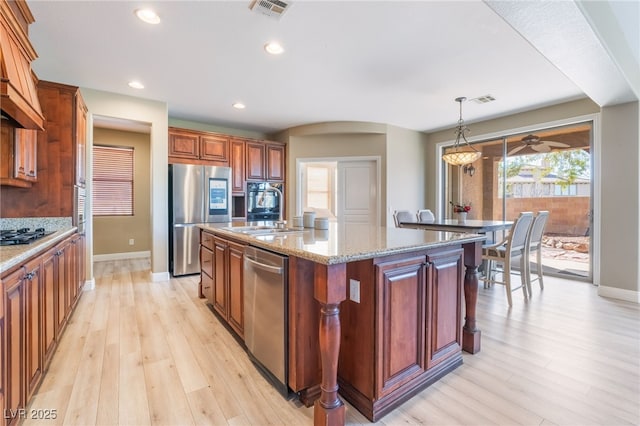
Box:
[93, 251, 151, 262]
[83, 278, 96, 291]
[598, 285, 640, 303]
[151, 271, 170, 282]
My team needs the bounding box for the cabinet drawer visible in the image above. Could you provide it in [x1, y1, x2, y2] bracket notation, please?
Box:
[201, 231, 214, 250]
[201, 246, 214, 278]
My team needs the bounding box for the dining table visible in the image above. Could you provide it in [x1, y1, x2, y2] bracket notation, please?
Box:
[399, 218, 514, 245]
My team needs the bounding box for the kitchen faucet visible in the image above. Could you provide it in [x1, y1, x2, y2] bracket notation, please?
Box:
[258, 185, 285, 227]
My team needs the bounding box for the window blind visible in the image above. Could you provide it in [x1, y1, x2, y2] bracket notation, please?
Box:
[92, 145, 134, 216]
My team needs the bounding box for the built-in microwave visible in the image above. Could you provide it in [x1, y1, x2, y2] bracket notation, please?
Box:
[246, 182, 283, 221]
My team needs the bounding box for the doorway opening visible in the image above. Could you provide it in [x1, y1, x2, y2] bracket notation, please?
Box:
[296, 157, 380, 226]
[442, 122, 593, 282]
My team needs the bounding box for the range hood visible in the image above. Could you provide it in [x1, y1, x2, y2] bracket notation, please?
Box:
[0, 1, 44, 130]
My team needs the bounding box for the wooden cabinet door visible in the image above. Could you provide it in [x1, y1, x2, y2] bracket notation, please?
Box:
[245, 142, 266, 181]
[201, 271, 214, 306]
[425, 248, 464, 369]
[41, 248, 58, 367]
[169, 130, 200, 159]
[200, 134, 229, 162]
[375, 256, 426, 398]
[24, 259, 42, 400]
[227, 241, 245, 337]
[213, 237, 228, 318]
[4, 267, 26, 424]
[266, 142, 285, 182]
[200, 246, 214, 305]
[77, 234, 86, 294]
[75, 91, 87, 187]
[55, 240, 70, 334]
[14, 128, 38, 182]
[68, 235, 79, 308]
[230, 139, 246, 193]
[2, 126, 37, 187]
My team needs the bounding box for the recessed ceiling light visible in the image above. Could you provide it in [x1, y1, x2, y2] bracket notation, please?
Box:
[135, 8, 161, 24]
[128, 81, 145, 89]
[233, 102, 246, 109]
[264, 42, 284, 55]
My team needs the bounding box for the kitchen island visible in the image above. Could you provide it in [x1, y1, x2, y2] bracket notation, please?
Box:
[198, 222, 484, 425]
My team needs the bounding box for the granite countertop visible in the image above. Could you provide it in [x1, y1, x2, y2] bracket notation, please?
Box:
[0, 227, 77, 274]
[199, 222, 485, 265]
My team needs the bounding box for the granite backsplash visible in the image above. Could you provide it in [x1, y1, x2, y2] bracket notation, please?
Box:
[0, 217, 73, 232]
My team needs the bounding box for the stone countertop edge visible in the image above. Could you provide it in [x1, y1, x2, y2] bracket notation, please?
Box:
[0, 227, 78, 274]
[198, 223, 485, 265]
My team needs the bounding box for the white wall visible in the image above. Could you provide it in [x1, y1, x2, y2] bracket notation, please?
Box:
[385, 125, 428, 227]
[598, 101, 639, 301]
[81, 88, 169, 281]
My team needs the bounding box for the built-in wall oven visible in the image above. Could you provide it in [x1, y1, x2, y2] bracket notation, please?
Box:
[246, 182, 283, 221]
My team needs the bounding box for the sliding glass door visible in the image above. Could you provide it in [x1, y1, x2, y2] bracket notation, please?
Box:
[442, 122, 593, 282]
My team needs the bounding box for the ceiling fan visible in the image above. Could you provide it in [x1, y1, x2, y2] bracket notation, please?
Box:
[507, 134, 570, 156]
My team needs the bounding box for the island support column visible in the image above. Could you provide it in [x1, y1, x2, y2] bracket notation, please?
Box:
[462, 241, 482, 354]
[313, 263, 347, 426]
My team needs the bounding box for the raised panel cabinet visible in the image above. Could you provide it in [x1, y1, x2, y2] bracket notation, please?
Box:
[74, 91, 88, 187]
[168, 128, 230, 165]
[212, 237, 228, 318]
[230, 138, 246, 193]
[227, 240, 244, 337]
[266, 142, 285, 182]
[375, 256, 426, 398]
[24, 258, 42, 401]
[425, 248, 464, 369]
[333, 246, 466, 422]
[3, 267, 26, 426]
[41, 247, 57, 367]
[0, 125, 37, 188]
[169, 130, 199, 159]
[200, 231, 246, 338]
[14, 128, 38, 183]
[1, 233, 84, 426]
[245, 141, 286, 182]
[200, 134, 229, 162]
[245, 141, 266, 181]
[55, 239, 71, 335]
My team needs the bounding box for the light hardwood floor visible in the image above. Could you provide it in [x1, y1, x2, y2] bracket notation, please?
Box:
[25, 258, 639, 425]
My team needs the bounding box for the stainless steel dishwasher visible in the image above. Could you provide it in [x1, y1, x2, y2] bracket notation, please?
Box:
[244, 246, 288, 396]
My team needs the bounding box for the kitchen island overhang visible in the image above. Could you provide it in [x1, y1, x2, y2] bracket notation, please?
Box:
[198, 222, 485, 425]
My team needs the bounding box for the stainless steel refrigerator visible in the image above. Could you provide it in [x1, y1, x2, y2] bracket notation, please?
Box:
[169, 164, 232, 276]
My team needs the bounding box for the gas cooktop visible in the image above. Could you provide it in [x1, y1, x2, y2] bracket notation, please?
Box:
[0, 228, 55, 246]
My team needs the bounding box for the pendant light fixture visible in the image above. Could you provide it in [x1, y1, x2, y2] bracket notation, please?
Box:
[442, 97, 481, 166]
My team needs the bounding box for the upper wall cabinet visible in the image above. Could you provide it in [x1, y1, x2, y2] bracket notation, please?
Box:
[230, 138, 246, 193]
[246, 140, 285, 182]
[0, 124, 38, 188]
[74, 91, 88, 187]
[0, 0, 45, 130]
[168, 127, 229, 165]
[0, 81, 86, 218]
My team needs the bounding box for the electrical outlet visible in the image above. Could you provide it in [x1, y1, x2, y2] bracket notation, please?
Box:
[128, 238, 134, 245]
[349, 279, 360, 303]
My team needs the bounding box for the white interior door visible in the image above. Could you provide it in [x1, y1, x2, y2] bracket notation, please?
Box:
[337, 160, 378, 225]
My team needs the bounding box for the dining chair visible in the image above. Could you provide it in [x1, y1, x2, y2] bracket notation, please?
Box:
[524, 210, 550, 297]
[482, 212, 534, 306]
[417, 209, 435, 223]
[393, 210, 417, 227]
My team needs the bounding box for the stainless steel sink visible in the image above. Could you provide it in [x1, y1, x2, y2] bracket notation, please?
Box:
[224, 225, 304, 236]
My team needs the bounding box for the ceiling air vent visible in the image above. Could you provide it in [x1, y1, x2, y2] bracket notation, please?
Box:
[470, 95, 496, 104]
[249, 0, 291, 20]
